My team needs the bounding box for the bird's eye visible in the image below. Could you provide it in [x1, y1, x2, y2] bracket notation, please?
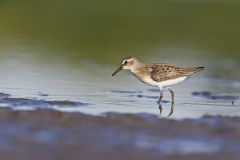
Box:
[124, 61, 128, 64]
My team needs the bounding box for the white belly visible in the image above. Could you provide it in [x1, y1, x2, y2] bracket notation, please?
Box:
[142, 76, 187, 88]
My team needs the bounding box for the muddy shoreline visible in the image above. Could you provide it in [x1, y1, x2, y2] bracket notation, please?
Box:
[0, 108, 239, 160]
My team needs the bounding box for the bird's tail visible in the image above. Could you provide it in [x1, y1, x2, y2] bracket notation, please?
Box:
[194, 66, 204, 71]
[190, 67, 205, 74]
[180, 66, 205, 75]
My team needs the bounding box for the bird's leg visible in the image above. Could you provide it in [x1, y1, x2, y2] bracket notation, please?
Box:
[158, 104, 163, 114]
[157, 89, 163, 115]
[157, 90, 163, 104]
[168, 88, 174, 117]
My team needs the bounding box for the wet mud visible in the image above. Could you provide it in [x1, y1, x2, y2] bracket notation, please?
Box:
[0, 109, 239, 160]
[192, 91, 240, 101]
[147, 88, 160, 92]
[0, 93, 91, 109]
[110, 90, 142, 94]
[110, 90, 170, 103]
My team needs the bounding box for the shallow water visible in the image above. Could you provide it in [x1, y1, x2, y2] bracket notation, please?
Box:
[0, 43, 239, 119]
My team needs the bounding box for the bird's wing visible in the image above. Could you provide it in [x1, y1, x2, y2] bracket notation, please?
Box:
[148, 64, 199, 82]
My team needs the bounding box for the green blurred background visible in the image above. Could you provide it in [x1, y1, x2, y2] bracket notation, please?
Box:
[0, 0, 240, 62]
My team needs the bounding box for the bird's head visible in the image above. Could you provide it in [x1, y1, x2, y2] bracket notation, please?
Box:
[112, 57, 140, 76]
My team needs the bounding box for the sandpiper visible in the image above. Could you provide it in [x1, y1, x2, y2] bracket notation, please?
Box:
[112, 57, 204, 116]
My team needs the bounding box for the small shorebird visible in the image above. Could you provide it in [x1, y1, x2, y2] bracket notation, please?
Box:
[112, 57, 204, 116]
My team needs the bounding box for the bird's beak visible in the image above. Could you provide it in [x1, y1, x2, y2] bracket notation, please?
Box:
[112, 65, 123, 76]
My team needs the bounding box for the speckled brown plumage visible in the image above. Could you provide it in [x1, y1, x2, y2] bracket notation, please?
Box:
[145, 64, 204, 82]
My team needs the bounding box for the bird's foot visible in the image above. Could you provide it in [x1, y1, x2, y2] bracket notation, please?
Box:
[167, 102, 174, 117]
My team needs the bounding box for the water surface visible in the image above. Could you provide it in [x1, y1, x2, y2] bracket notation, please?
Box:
[0, 43, 239, 119]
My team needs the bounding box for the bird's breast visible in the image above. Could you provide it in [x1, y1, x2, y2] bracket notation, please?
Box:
[132, 72, 159, 87]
